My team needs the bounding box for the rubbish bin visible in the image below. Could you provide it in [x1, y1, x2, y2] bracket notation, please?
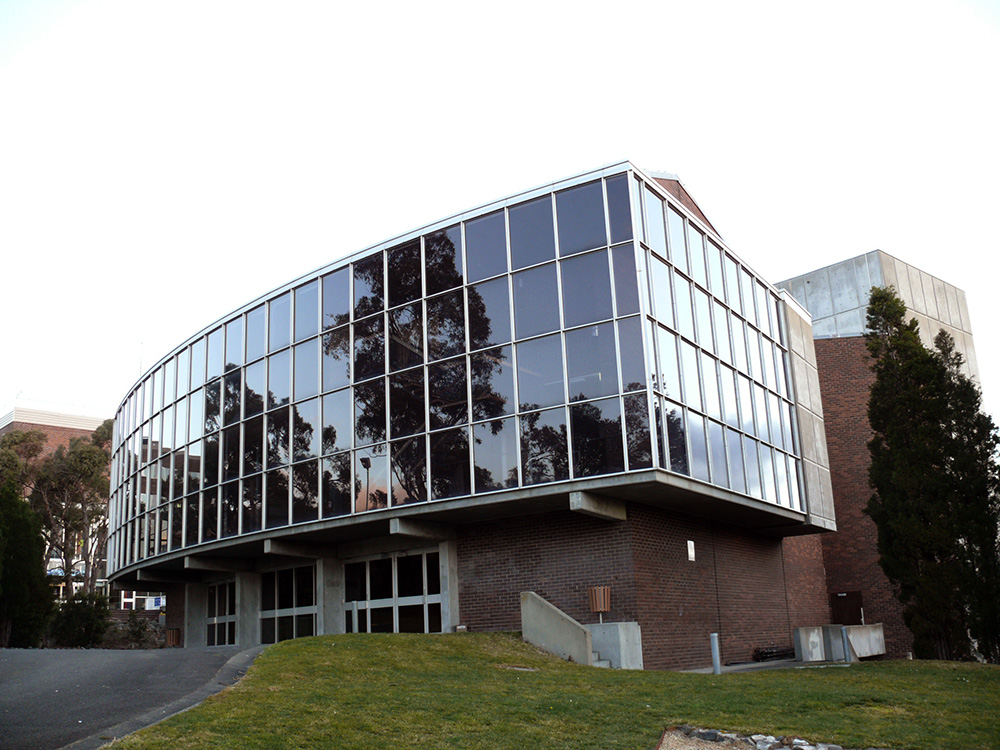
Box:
[166, 628, 181, 647]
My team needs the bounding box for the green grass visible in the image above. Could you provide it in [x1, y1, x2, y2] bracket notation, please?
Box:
[108, 633, 999, 750]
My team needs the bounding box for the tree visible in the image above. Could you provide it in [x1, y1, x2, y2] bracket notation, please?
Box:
[865, 286, 1000, 662]
[0, 480, 53, 647]
[29, 421, 113, 596]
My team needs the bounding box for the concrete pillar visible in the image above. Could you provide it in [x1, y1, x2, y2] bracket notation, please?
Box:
[185, 582, 208, 648]
[236, 571, 261, 647]
[439, 540, 459, 632]
[317, 557, 345, 635]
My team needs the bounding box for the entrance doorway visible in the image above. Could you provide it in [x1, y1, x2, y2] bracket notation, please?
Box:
[344, 550, 442, 633]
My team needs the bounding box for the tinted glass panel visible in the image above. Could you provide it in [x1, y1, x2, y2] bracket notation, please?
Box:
[387, 240, 422, 308]
[247, 305, 266, 362]
[679, 341, 701, 411]
[397, 555, 423, 598]
[571, 397, 624, 478]
[667, 207, 687, 275]
[265, 469, 289, 527]
[322, 388, 352, 454]
[425, 225, 463, 295]
[675, 274, 694, 341]
[687, 412, 709, 482]
[707, 241, 725, 298]
[244, 416, 263, 474]
[465, 210, 506, 282]
[292, 398, 320, 462]
[388, 302, 423, 372]
[322, 326, 350, 392]
[471, 346, 515, 420]
[561, 250, 612, 328]
[509, 195, 555, 270]
[724, 255, 742, 315]
[565, 323, 617, 402]
[618, 317, 645, 393]
[354, 379, 386, 446]
[606, 174, 632, 244]
[354, 254, 384, 318]
[556, 180, 606, 256]
[426, 290, 465, 361]
[266, 407, 290, 467]
[428, 358, 468, 430]
[513, 263, 559, 339]
[321, 453, 352, 518]
[520, 407, 568, 485]
[702, 353, 721, 421]
[294, 339, 319, 401]
[468, 277, 510, 350]
[353, 315, 385, 381]
[293, 281, 318, 343]
[242, 473, 262, 533]
[657, 326, 681, 399]
[430, 427, 470, 500]
[688, 225, 707, 289]
[517, 334, 564, 410]
[665, 400, 689, 475]
[624, 393, 653, 470]
[268, 350, 290, 410]
[744, 436, 762, 498]
[223, 426, 240, 482]
[322, 267, 350, 330]
[291, 461, 319, 523]
[355, 445, 388, 512]
[643, 187, 667, 258]
[221, 481, 239, 537]
[473, 417, 518, 491]
[245, 360, 265, 417]
[225, 318, 243, 372]
[612, 244, 640, 316]
[391, 436, 426, 505]
[727, 427, 746, 494]
[204, 380, 221, 434]
[202, 489, 217, 540]
[389, 369, 425, 440]
[269, 294, 290, 353]
[708, 419, 728, 488]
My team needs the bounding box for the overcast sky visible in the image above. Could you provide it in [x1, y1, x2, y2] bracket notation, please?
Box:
[1, 0, 998, 422]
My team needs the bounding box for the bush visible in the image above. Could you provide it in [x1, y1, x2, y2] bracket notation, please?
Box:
[126, 608, 149, 644]
[50, 592, 110, 647]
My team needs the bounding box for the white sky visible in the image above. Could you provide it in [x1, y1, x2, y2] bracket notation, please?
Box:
[1, 0, 998, 421]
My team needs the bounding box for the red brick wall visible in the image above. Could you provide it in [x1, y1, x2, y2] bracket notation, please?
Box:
[457, 503, 833, 671]
[0, 421, 97, 462]
[160, 582, 186, 642]
[814, 336, 912, 657]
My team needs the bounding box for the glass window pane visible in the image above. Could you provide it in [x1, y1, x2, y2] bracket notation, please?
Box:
[658, 326, 681, 399]
[267, 407, 290, 467]
[245, 360, 265, 417]
[674, 273, 694, 341]
[353, 315, 385, 381]
[513, 263, 559, 339]
[643, 187, 667, 259]
[744, 436, 762, 499]
[204, 380, 221, 434]
[747, 327, 763, 383]
[624, 393, 653, 470]
[561, 250, 612, 328]
[322, 267, 350, 330]
[720, 365, 739, 430]
[294, 339, 319, 401]
[269, 294, 290, 353]
[471, 345, 515, 420]
[246, 305, 266, 363]
[224, 319, 242, 373]
[754, 383, 769, 442]
[387, 239, 422, 309]
[520, 407, 568, 485]
[427, 290, 465, 361]
[322, 326, 351, 392]
[664, 400, 689, 475]
[207, 328, 224, 381]
[726, 428, 746, 494]
[389, 302, 423, 372]
[425, 225, 463, 296]
[741, 267, 757, 328]
[354, 254, 384, 319]
[190, 338, 206, 389]
[291, 461, 319, 523]
[738, 374, 755, 434]
[760, 445, 777, 502]
[565, 323, 617, 402]
[322, 388, 352, 454]
[221, 480, 239, 538]
[756, 282, 773, 339]
[468, 277, 510, 350]
[321, 452, 352, 518]
[617, 317, 645, 393]
[687, 412, 709, 482]
[556, 180, 606, 257]
[391, 436, 426, 505]
[295, 280, 319, 343]
[679, 341, 701, 411]
[355, 445, 388, 512]
[293, 398, 320, 462]
[397, 555, 423, 597]
[223, 426, 240, 482]
[510, 195, 555, 270]
[714, 302, 732, 365]
[732, 317, 749, 373]
[473, 417, 518, 491]
[429, 358, 468, 430]
[430, 427, 470, 500]
[571, 397, 624, 478]
[176, 349, 190, 397]
[465, 209, 507, 283]
[242, 473, 262, 533]
[702, 354, 721, 421]
[517, 334, 564, 410]
[354, 379, 386, 446]
[707, 241, 725, 298]
[688, 225, 707, 289]
[265, 469, 289, 527]
[650, 256, 674, 329]
[268, 349, 291, 410]
[606, 174, 633, 244]
[612, 244, 640, 316]
[389, 369, 425, 439]
[708, 420, 727, 488]
[724, 255, 742, 316]
[667, 207, 687, 275]
[244, 416, 263, 474]
[695, 289, 714, 354]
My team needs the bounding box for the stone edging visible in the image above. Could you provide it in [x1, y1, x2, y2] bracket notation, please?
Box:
[665, 725, 892, 750]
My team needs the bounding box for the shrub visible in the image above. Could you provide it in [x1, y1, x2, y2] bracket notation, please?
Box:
[50, 592, 110, 647]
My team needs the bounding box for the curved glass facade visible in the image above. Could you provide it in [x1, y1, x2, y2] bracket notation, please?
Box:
[107, 163, 806, 579]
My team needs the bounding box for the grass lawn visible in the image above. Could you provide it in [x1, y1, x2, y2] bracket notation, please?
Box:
[108, 633, 999, 750]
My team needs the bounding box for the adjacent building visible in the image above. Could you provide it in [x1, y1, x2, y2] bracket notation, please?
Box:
[778, 251, 979, 658]
[107, 162, 835, 669]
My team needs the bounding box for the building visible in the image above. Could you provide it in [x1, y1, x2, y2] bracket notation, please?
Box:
[107, 162, 835, 669]
[778, 251, 979, 658]
[0, 401, 109, 597]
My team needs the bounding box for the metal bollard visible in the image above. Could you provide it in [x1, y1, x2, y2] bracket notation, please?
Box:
[710, 632, 721, 675]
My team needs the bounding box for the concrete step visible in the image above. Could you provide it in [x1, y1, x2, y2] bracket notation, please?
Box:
[592, 651, 611, 668]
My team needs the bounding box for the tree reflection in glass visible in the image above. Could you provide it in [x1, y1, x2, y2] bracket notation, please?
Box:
[473, 417, 518, 491]
[355, 446, 388, 512]
[391, 436, 427, 505]
[291, 461, 319, 523]
[519, 407, 569, 485]
[425, 225, 463, 295]
[430, 427, 469, 499]
[570, 398, 624, 478]
[321, 453, 352, 518]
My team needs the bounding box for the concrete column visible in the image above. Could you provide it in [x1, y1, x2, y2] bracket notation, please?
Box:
[185, 582, 208, 648]
[236, 572, 261, 647]
[439, 539, 459, 632]
[317, 557, 345, 635]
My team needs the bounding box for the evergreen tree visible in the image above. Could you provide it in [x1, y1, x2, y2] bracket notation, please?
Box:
[0, 480, 53, 647]
[865, 286, 1000, 662]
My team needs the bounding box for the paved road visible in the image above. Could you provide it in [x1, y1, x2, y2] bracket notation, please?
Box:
[0, 646, 263, 750]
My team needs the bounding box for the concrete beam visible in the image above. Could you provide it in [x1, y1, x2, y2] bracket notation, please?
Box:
[184, 556, 255, 572]
[263, 539, 338, 558]
[135, 569, 193, 584]
[388, 517, 454, 540]
[569, 491, 627, 521]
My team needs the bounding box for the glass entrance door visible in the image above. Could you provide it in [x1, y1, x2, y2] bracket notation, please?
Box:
[344, 550, 442, 633]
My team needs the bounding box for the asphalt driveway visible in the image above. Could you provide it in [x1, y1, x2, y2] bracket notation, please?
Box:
[0, 645, 263, 750]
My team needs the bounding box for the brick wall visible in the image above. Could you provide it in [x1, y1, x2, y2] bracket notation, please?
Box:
[161, 582, 186, 643]
[814, 336, 912, 657]
[782, 535, 831, 629]
[0, 421, 97, 462]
